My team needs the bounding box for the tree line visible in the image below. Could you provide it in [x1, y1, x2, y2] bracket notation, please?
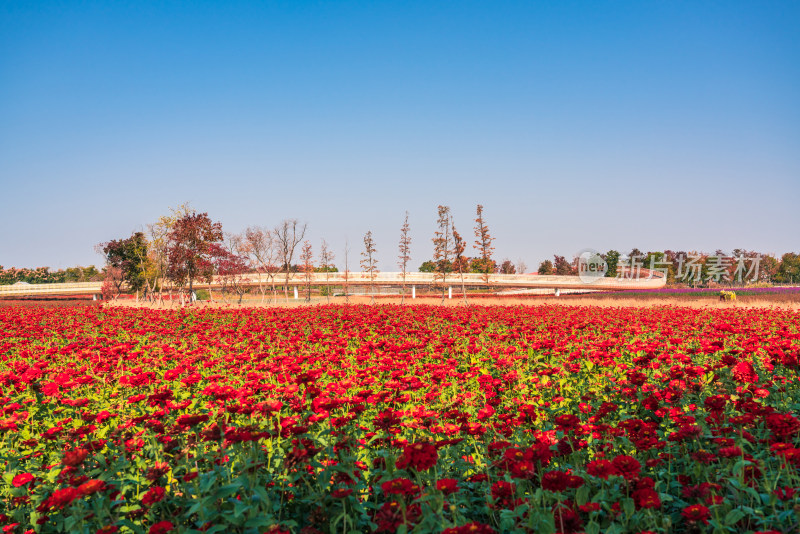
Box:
[0, 266, 101, 286]
[7, 205, 798, 297]
[536, 249, 800, 285]
[95, 203, 502, 304]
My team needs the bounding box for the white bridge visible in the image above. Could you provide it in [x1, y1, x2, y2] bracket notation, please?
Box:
[0, 271, 665, 298]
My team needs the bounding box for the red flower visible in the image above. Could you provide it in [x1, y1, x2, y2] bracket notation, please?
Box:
[611, 455, 641, 480]
[78, 479, 105, 496]
[373, 500, 420, 533]
[12, 473, 34, 487]
[145, 462, 171, 481]
[509, 461, 536, 479]
[681, 504, 710, 524]
[38, 487, 80, 510]
[62, 449, 89, 467]
[632, 488, 661, 509]
[381, 478, 419, 496]
[552, 504, 583, 534]
[541, 470, 571, 492]
[436, 478, 460, 494]
[554, 414, 581, 431]
[718, 446, 743, 458]
[579, 502, 600, 513]
[527, 441, 554, 465]
[773, 486, 797, 501]
[586, 459, 615, 479]
[489, 480, 519, 508]
[731, 361, 758, 383]
[96, 527, 119, 534]
[331, 488, 353, 498]
[148, 522, 173, 534]
[765, 413, 800, 439]
[142, 486, 166, 506]
[396, 442, 438, 471]
[176, 414, 209, 427]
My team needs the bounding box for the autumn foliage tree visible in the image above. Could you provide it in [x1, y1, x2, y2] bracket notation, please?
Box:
[553, 255, 576, 276]
[146, 203, 193, 303]
[499, 259, 516, 274]
[166, 212, 224, 297]
[473, 205, 495, 285]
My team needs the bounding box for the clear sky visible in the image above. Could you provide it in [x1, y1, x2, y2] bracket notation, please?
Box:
[2, 1, 798, 271]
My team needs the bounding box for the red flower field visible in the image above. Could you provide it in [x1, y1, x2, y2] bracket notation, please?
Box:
[1, 304, 799, 533]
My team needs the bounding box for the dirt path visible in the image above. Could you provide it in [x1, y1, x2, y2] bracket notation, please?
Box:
[106, 294, 800, 311]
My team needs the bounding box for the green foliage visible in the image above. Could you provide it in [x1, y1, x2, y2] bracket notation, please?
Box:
[419, 260, 436, 273]
[603, 250, 620, 278]
[774, 252, 800, 283]
[64, 265, 100, 282]
[538, 259, 554, 275]
[101, 231, 150, 292]
[469, 257, 497, 275]
[195, 289, 211, 300]
[0, 265, 102, 285]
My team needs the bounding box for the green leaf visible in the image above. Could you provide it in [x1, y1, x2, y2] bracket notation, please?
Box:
[622, 497, 635, 518]
[724, 509, 746, 526]
[576, 485, 590, 506]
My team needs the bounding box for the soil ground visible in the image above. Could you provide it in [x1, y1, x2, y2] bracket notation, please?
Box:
[103, 291, 800, 311]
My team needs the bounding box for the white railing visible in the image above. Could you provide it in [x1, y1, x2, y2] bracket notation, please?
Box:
[0, 281, 104, 296]
[0, 270, 666, 297]
[207, 271, 666, 289]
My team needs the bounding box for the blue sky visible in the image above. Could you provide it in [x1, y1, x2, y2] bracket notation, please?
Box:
[1, 1, 798, 271]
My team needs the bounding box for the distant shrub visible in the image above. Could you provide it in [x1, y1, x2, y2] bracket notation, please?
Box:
[195, 289, 211, 301]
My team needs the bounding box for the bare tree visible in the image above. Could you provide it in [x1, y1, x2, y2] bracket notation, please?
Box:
[432, 205, 453, 303]
[516, 259, 528, 275]
[397, 211, 412, 304]
[217, 232, 250, 305]
[244, 226, 278, 303]
[274, 219, 307, 302]
[344, 239, 350, 304]
[473, 204, 495, 286]
[300, 241, 313, 302]
[361, 231, 378, 304]
[452, 222, 468, 304]
[320, 239, 334, 303]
